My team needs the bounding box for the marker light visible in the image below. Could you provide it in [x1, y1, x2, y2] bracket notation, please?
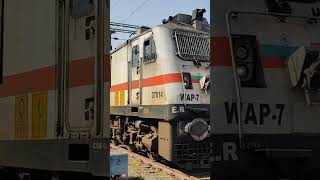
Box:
[236, 46, 248, 59]
[237, 65, 249, 79]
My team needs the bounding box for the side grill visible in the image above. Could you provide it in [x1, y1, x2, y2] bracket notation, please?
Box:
[174, 30, 210, 61]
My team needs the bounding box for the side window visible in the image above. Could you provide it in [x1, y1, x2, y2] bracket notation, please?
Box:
[143, 37, 156, 64]
[132, 45, 139, 67]
[0, 0, 3, 84]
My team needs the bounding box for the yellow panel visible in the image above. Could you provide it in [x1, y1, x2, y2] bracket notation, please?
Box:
[114, 92, 119, 106]
[120, 91, 125, 106]
[15, 95, 28, 139]
[32, 92, 48, 139]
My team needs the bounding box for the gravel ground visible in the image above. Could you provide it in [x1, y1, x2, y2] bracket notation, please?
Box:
[111, 145, 210, 180]
[127, 155, 180, 180]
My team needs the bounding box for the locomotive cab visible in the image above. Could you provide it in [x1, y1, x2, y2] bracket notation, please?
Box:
[110, 9, 210, 170]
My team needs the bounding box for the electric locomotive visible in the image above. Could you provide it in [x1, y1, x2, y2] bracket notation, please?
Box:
[0, 0, 110, 179]
[110, 9, 210, 169]
[211, 0, 320, 179]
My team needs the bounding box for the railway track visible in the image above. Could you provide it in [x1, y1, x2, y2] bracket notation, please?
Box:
[110, 144, 210, 180]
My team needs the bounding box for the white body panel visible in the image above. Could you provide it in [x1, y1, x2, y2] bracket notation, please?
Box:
[0, 0, 110, 176]
[3, 0, 56, 76]
[111, 24, 210, 109]
[210, 0, 320, 135]
[0, 0, 110, 140]
[1, 0, 57, 140]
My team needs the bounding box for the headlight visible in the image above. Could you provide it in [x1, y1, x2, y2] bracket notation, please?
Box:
[237, 65, 249, 79]
[184, 118, 209, 141]
[236, 46, 248, 59]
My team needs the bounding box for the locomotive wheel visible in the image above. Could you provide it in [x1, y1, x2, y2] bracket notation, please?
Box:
[147, 151, 159, 162]
[119, 144, 136, 152]
[126, 144, 136, 152]
[111, 139, 120, 146]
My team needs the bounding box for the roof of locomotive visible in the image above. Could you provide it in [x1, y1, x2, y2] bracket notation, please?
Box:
[110, 22, 209, 54]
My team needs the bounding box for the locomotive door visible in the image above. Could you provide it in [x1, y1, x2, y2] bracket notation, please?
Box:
[60, 0, 106, 136]
[130, 39, 142, 105]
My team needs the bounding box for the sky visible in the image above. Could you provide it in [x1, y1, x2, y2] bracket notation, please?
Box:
[110, 0, 210, 48]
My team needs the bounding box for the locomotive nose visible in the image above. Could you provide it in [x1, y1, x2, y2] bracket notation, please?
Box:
[185, 118, 209, 141]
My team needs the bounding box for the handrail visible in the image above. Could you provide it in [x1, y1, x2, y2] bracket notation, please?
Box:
[226, 10, 243, 149]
